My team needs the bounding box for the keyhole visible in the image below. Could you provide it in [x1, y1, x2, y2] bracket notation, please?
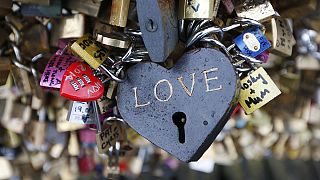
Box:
[145, 19, 158, 32]
[172, 112, 186, 144]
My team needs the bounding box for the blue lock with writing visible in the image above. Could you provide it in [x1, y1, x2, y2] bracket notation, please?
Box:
[234, 27, 271, 57]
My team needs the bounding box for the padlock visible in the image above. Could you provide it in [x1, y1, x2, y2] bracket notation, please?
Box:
[1, 96, 32, 134]
[136, 0, 178, 62]
[16, 0, 50, 6]
[0, 57, 11, 86]
[97, 88, 116, 114]
[46, 123, 68, 159]
[0, 128, 21, 148]
[24, 109, 47, 147]
[60, 61, 104, 102]
[264, 17, 296, 57]
[235, 0, 276, 22]
[239, 67, 281, 114]
[70, 34, 110, 70]
[70, 35, 124, 82]
[68, 131, 80, 156]
[67, 101, 96, 124]
[104, 0, 130, 27]
[20, 0, 61, 17]
[56, 107, 85, 132]
[234, 27, 271, 58]
[63, 0, 102, 17]
[50, 14, 85, 47]
[96, 117, 128, 154]
[10, 65, 32, 95]
[20, 23, 50, 59]
[179, 0, 215, 19]
[40, 50, 78, 89]
[0, 157, 13, 179]
[117, 48, 239, 162]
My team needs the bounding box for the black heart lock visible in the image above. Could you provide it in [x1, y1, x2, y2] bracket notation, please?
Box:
[117, 48, 239, 162]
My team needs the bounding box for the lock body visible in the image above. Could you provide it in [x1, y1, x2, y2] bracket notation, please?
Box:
[179, 0, 215, 19]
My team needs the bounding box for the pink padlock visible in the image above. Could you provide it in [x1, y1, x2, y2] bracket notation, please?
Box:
[40, 50, 79, 89]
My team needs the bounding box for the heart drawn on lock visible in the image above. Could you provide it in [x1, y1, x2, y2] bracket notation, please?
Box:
[60, 62, 104, 102]
[117, 48, 239, 162]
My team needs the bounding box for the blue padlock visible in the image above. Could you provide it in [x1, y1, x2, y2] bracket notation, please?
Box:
[234, 27, 271, 57]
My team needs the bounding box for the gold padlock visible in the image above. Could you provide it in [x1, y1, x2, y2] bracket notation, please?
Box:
[50, 14, 85, 47]
[179, 0, 215, 19]
[105, 0, 130, 27]
[239, 67, 281, 114]
[265, 17, 296, 57]
[235, 0, 276, 22]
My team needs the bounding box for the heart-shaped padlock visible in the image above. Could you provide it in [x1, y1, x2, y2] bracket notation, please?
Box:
[60, 62, 104, 102]
[117, 48, 239, 162]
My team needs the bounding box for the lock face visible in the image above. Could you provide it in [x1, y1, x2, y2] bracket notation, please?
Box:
[265, 17, 296, 57]
[239, 67, 281, 114]
[235, 1, 275, 22]
[70, 34, 109, 69]
[40, 50, 78, 89]
[67, 101, 96, 124]
[234, 27, 271, 58]
[136, 0, 178, 62]
[50, 14, 85, 47]
[117, 48, 239, 162]
[179, 0, 215, 19]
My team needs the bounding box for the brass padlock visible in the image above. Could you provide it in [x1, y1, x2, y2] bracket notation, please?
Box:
[179, 0, 215, 19]
[104, 0, 130, 27]
[50, 14, 85, 47]
[235, 0, 276, 22]
[265, 17, 296, 57]
[10, 65, 32, 95]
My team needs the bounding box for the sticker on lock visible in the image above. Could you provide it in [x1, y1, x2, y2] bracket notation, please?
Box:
[234, 27, 271, 57]
[239, 67, 281, 114]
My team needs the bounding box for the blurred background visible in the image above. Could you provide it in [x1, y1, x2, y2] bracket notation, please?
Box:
[1, 0, 320, 179]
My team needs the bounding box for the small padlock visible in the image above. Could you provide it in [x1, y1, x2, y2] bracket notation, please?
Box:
[11, 65, 32, 95]
[56, 107, 85, 132]
[136, 0, 178, 62]
[24, 108, 47, 147]
[104, 0, 130, 27]
[239, 67, 281, 114]
[50, 14, 85, 47]
[235, 0, 276, 22]
[234, 27, 271, 58]
[97, 89, 116, 114]
[60, 61, 104, 102]
[67, 101, 95, 124]
[265, 17, 296, 57]
[40, 49, 78, 89]
[68, 131, 80, 156]
[179, 0, 215, 19]
[70, 34, 124, 82]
